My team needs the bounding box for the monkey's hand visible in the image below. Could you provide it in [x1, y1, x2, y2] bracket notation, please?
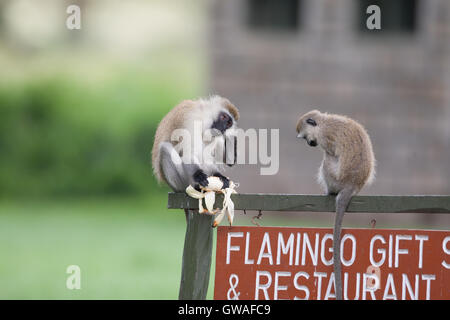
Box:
[213, 172, 230, 189]
[193, 169, 209, 188]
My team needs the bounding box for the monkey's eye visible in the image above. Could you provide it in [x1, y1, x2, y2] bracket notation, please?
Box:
[220, 113, 229, 121]
[306, 118, 317, 126]
[220, 112, 233, 128]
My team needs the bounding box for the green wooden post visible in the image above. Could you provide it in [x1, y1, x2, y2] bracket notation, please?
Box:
[178, 209, 214, 300]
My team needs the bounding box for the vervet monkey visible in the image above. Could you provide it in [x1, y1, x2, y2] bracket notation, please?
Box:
[153, 96, 239, 300]
[152, 95, 239, 195]
[296, 110, 375, 300]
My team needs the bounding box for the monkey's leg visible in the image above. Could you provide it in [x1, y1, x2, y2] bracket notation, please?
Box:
[160, 143, 191, 222]
[333, 188, 355, 300]
[160, 142, 208, 189]
[160, 143, 209, 221]
[160, 142, 190, 192]
[178, 153, 209, 188]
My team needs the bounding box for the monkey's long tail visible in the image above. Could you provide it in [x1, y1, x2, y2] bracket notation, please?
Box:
[333, 190, 354, 300]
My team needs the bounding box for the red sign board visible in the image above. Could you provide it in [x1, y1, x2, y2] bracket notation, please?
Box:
[214, 226, 450, 300]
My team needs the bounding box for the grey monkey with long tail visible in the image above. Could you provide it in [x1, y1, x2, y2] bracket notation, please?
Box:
[296, 110, 375, 300]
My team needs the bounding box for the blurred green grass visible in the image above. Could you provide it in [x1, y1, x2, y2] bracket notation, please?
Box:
[0, 194, 192, 299]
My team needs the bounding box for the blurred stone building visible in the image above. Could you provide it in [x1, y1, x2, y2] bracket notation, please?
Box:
[208, 0, 450, 202]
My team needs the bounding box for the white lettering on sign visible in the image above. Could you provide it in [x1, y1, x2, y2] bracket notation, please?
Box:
[370, 235, 386, 267]
[402, 273, 419, 300]
[257, 232, 273, 265]
[276, 233, 294, 266]
[383, 273, 397, 300]
[415, 235, 428, 269]
[255, 270, 271, 300]
[395, 235, 412, 268]
[313, 272, 327, 300]
[245, 232, 254, 264]
[341, 234, 357, 266]
[344, 272, 360, 300]
[302, 233, 319, 266]
[293, 271, 310, 300]
[226, 232, 243, 264]
[421, 274, 436, 300]
[320, 234, 333, 266]
[274, 271, 291, 300]
[324, 272, 336, 300]
[442, 236, 450, 269]
[369, 234, 430, 269]
[388, 234, 393, 268]
[215, 227, 449, 300]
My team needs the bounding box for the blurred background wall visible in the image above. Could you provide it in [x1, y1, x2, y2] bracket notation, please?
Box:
[209, 0, 450, 195]
[208, 0, 450, 227]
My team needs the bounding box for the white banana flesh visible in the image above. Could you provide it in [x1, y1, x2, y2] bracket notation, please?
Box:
[185, 176, 237, 227]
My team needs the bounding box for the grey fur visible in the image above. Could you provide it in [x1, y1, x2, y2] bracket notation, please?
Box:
[296, 110, 375, 300]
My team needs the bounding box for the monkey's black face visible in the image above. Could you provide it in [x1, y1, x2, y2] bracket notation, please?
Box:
[212, 112, 233, 134]
[300, 135, 317, 147]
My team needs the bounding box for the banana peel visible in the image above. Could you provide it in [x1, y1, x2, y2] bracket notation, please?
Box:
[185, 176, 237, 227]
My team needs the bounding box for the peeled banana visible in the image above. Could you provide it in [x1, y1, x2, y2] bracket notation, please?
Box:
[185, 176, 237, 227]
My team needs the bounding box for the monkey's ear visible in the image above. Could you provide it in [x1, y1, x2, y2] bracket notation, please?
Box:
[306, 118, 317, 126]
[224, 99, 240, 121]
